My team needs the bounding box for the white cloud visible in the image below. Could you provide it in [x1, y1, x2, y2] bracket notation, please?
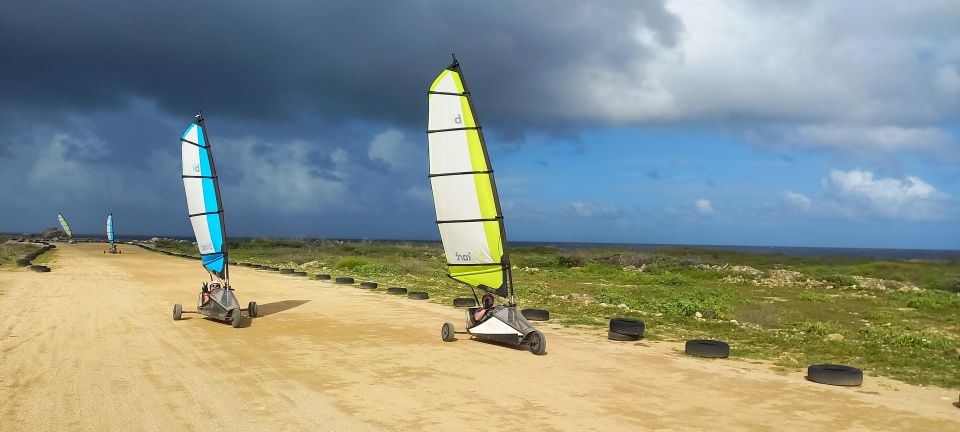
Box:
[222, 138, 349, 214]
[784, 169, 950, 220]
[567, 202, 624, 218]
[694, 199, 714, 216]
[565, 0, 960, 156]
[367, 129, 417, 171]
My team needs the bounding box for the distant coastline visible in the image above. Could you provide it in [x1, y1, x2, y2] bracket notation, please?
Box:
[7, 232, 958, 261]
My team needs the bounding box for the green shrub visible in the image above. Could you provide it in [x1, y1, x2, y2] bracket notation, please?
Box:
[335, 257, 369, 269]
[596, 289, 629, 305]
[793, 321, 841, 336]
[857, 326, 952, 350]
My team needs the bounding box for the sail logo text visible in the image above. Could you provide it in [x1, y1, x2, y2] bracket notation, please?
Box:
[455, 252, 471, 261]
[454, 114, 462, 125]
[192, 164, 201, 173]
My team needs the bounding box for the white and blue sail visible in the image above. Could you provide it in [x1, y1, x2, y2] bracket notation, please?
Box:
[180, 114, 228, 281]
[106, 213, 114, 245]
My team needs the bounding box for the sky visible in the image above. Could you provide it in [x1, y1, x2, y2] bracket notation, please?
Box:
[0, 0, 958, 249]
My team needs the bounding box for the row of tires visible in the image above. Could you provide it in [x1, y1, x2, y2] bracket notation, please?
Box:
[146, 245, 865, 387]
[12, 243, 56, 272]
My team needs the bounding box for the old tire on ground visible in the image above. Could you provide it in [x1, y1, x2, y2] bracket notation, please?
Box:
[315, 274, 331, 280]
[335, 277, 354, 284]
[807, 364, 863, 386]
[231, 309, 243, 328]
[173, 304, 182, 321]
[608, 330, 640, 341]
[359, 282, 378, 289]
[15, 259, 31, 267]
[442, 322, 456, 342]
[279, 268, 294, 274]
[408, 291, 429, 300]
[293, 271, 307, 276]
[248, 301, 258, 318]
[453, 297, 476, 307]
[268, 267, 280, 271]
[609, 318, 645, 337]
[528, 331, 547, 355]
[30, 265, 50, 273]
[685, 339, 730, 358]
[387, 287, 407, 295]
[521, 309, 550, 321]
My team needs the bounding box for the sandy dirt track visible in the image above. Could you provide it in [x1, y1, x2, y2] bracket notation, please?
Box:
[0, 243, 957, 431]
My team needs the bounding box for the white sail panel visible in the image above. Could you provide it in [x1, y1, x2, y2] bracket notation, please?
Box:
[438, 222, 494, 264]
[431, 174, 482, 221]
[428, 130, 473, 174]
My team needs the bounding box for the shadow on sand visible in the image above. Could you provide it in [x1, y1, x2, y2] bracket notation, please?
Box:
[255, 300, 311, 317]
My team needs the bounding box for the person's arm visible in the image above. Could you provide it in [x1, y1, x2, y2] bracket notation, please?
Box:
[474, 308, 486, 321]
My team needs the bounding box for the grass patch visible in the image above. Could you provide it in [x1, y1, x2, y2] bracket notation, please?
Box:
[146, 238, 960, 388]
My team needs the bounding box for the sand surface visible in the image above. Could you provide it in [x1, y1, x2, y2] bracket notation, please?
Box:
[0, 243, 957, 431]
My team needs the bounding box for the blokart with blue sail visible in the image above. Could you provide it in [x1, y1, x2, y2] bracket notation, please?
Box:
[104, 213, 121, 254]
[429, 55, 546, 355]
[171, 113, 257, 328]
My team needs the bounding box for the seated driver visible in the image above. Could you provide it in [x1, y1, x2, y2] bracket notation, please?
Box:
[202, 280, 222, 305]
[473, 293, 496, 322]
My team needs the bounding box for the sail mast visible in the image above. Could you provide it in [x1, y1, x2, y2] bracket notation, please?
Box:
[196, 113, 230, 285]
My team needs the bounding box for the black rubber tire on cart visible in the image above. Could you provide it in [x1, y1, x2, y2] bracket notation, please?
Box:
[441, 322, 456, 342]
[527, 331, 547, 355]
[248, 301, 258, 318]
[173, 304, 182, 321]
[231, 309, 243, 328]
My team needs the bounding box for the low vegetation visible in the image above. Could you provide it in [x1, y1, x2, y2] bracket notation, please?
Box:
[149, 238, 960, 388]
[0, 236, 42, 268]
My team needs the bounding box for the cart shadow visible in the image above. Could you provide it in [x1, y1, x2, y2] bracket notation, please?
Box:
[472, 338, 547, 355]
[254, 299, 311, 317]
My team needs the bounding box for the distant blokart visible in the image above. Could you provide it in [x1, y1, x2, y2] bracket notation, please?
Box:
[170, 113, 255, 328]
[428, 55, 546, 355]
[104, 213, 121, 254]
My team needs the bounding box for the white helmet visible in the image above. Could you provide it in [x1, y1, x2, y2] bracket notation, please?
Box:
[209, 280, 222, 288]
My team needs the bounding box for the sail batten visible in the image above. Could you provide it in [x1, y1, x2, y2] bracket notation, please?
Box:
[57, 213, 73, 238]
[180, 115, 228, 280]
[428, 58, 512, 298]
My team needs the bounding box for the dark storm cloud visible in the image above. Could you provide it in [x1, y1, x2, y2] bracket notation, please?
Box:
[0, 0, 680, 132]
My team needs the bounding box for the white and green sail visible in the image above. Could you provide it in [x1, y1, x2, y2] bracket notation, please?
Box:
[57, 213, 73, 239]
[427, 56, 512, 299]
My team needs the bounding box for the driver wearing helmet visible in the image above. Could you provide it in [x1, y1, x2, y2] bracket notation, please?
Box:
[201, 280, 222, 305]
[473, 293, 496, 322]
